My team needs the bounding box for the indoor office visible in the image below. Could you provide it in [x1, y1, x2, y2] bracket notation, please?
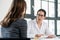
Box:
[0, 0, 60, 39]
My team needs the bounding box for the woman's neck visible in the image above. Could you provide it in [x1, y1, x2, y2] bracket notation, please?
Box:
[36, 19, 42, 24]
[36, 19, 42, 28]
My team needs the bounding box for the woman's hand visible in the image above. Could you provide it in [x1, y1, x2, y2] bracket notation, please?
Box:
[35, 34, 44, 38]
[47, 35, 56, 38]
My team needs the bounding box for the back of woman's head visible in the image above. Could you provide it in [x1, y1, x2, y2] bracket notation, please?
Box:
[11, 0, 26, 18]
[1, 0, 26, 27]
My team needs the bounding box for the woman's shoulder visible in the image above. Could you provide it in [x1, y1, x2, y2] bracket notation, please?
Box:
[16, 18, 26, 23]
[11, 18, 26, 23]
[10, 18, 27, 27]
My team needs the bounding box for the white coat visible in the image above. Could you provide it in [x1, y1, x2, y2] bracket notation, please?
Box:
[27, 19, 54, 38]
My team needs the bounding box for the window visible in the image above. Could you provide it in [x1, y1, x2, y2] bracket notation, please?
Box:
[49, 20, 55, 34]
[57, 20, 60, 35]
[58, 0, 60, 3]
[49, 2, 55, 17]
[58, 4, 60, 17]
[34, 0, 41, 16]
[25, 0, 31, 14]
[49, 0, 54, 2]
[42, 1, 48, 17]
[57, 0, 60, 36]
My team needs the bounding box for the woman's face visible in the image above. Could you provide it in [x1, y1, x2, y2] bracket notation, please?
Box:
[37, 11, 45, 21]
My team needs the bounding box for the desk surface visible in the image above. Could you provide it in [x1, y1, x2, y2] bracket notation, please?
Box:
[31, 37, 60, 40]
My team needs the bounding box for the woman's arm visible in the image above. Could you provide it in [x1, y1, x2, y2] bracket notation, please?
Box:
[45, 24, 56, 38]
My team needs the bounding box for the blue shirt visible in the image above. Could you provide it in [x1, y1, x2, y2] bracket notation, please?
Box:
[1, 27, 12, 38]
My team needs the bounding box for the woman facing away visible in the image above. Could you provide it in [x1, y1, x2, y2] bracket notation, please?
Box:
[0, 0, 27, 38]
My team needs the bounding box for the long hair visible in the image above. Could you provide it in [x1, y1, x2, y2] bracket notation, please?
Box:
[0, 0, 26, 27]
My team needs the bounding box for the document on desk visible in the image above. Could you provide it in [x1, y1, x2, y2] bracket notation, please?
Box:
[39, 37, 60, 40]
[31, 36, 60, 40]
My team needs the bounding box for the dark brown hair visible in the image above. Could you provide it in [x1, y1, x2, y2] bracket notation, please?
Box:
[0, 0, 26, 27]
[37, 9, 46, 17]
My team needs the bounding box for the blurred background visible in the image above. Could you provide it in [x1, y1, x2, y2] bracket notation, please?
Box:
[0, 0, 60, 37]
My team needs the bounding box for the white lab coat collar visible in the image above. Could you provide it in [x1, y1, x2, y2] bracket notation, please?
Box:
[33, 19, 43, 33]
